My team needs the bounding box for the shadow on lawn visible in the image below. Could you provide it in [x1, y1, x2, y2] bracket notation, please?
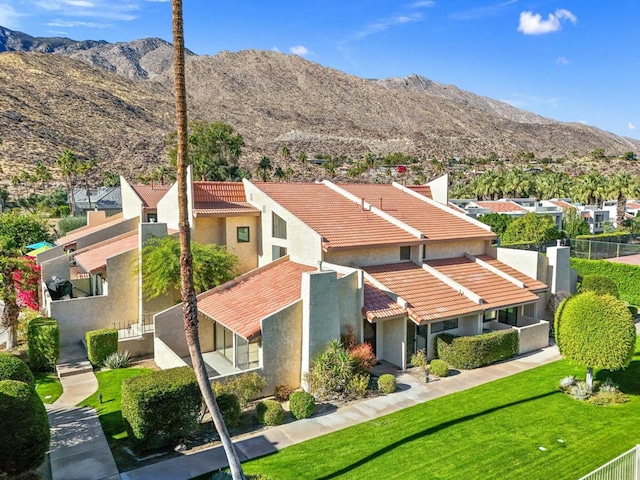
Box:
[595, 356, 640, 395]
[318, 390, 559, 480]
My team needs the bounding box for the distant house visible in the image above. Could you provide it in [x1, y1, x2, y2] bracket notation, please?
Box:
[546, 199, 608, 233]
[71, 187, 122, 217]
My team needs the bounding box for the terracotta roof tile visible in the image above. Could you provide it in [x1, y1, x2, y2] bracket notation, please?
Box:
[627, 201, 640, 210]
[448, 202, 467, 213]
[254, 183, 420, 250]
[339, 184, 495, 241]
[192, 182, 259, 216]
[476, 255, 548, 292]
[474, 201, 528, 214]
[426, 257, 540, 309]
[56, 213, 126, 245]
[130, 184, 171, 208]
[550, 200, 576, 210]
[363, 281, 405, 321]
[197, 260, 317, 339]
[73, 231, 138, 274]
[405, 185, 432, 198]
[365, 263, 483, 323]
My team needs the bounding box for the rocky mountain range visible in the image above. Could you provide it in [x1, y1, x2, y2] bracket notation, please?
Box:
[0, 25, 638, 185]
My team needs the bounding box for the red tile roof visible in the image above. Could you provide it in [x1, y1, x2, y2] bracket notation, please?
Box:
[426, 257, 540, 309]
[365, 262, 483, 323]
[474, 201, 528, 214]
[254, 183, 420, 250]
[550, 200, 576, 210]
[56, 213, 126, 245]
[627, 201, 640, 210]
[448, 202, 467, 213]
[363, 281, 405, 321]
[192, 182, 259, 217]
[197, 259, 317, 339]
[130, 184, 171, 209]
[476, 255, 548, 292]
[339, 184, 495, 241]
[73, 231, 138, 274]
[405, 185, 432, 199]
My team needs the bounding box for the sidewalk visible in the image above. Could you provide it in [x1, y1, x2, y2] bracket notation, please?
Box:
[120, 345, 561, 480]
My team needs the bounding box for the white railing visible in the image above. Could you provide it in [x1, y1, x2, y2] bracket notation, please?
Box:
[579, 445, 640, 480]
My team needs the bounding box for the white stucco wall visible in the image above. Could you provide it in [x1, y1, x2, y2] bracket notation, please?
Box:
[120, 176, 144, 220]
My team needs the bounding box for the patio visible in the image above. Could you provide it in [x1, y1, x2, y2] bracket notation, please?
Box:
[181, 350, 242, 378]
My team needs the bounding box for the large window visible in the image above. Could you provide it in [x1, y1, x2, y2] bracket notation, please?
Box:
[400, 246, 411, 260]
[430, 319, 459, 333]
[498, 307, 518, 326]
[237, 226, 250, 243]
[272, 212, 287, 239]
[215, 322, 234, 363]
[272, 245, 287, 260]
[236, 336, 260, 370]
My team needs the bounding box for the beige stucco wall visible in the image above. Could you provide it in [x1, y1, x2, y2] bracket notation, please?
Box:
[379, 317, 405, 368]
[425, 239, 488, 261]
[324, 245, 411, 268]
[336, 271, 364, 340]
[517, 320, 549, 354]
[154, 337, 189, 370]
[224, 216, 259, 274]
[41, 255, 71, 287]
[157, 172, 193, 231]
[194, 217, 225, 245]
[154, 303, 188, 359]
[120, 176, 144, 220]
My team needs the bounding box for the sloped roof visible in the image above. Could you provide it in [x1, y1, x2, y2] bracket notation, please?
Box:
[73, 187, 122, 208]
[550, 199, 576, 210]
[73, 231, 138, 274]
[405, 185, 432, 199]
[363, 281, 405, 321]
[192, 182, 259, 217]
[130, 184, 171, 209]
[474, 200, 528, 214]
[475, 254, 548, 292]
[197, 259, 316, 340]
[254, 183, 420, 250]
[448, 202, 467, 213]
[56, 213, 126, 245]
[626, 201, 640, 210]
[339, 184, 494, 241]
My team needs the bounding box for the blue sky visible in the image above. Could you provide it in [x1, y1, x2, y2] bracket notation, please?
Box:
[2, 0, 638, 141]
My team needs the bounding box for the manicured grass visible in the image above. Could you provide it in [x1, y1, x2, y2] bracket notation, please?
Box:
[34, 372, 63, 404]
[78, 368, 153, 441]
[243, 340, 640, 480]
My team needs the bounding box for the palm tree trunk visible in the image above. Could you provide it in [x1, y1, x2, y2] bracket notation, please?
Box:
[617, 194, 626, 229]
[171, 2, 245, 479]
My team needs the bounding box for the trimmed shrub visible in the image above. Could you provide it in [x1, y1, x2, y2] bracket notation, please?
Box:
[349, 342, 377, 374]
[410, 349, 428, 369]
[86, 328, 118, 367]
[378, 374, 396, 394]
[0, 380, 50, 476]
[429, 359, 449, 378]
[580, 275, 619, 298]
[435, 330, 519, 370]
[102, 350, 131, 369]
[273, 384, 292, 402]
[218, 372, 268, 408]
[346, 373, 370, 398]
[121, 366, 201, 451]
[57, 215, 87, 236]
[216, 393, 241, 428]
[570, 258, 640, 305]
[289, 391, 316, 420]
[17, 308, 41, 342]
[0, 353, 34, 385]
[28, 317, 59, 372]
[256, 399, 285, 426]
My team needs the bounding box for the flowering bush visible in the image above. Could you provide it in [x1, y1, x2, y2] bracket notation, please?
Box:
[349, 342, 377, 374]
[13, 258, 40, 311]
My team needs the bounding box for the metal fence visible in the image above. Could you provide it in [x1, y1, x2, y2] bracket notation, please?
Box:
[572, 239, 640, 260]
[113, 313, 154, 340]
[578, 445, 640, 480]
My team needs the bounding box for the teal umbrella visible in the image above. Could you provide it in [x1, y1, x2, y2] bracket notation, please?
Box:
[25, 241, 55, 250]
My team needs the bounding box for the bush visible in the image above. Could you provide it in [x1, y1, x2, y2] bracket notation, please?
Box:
[218, 372, 268, 408]
[28, 317, 59, 372]
[256, 399, 285, 426]
[57, 215, 87, 236]
[0, 353, 34, 385]
[17, 308, 40, 342]
[102, 350, 131, 369]
[570, 381, 592, 401]
[435, 330, 518, 370]
[410, 349, 428, 369]
[86, 328, 118, 367]
[0, 380, 50, 476]
[273, 384, 292, 402]
[216, 393, 241, 428]
[121, 367, 201, 451]
[305, 340, 355, 398]
[580, 275, 619, 298]
[570, 258, 640, 305]
[289, 391, 316, 420]
[378, 374, 396, 394]
[429, 359, 449, 378]
[559, 376, 577, 390]
[349, 342, 377, 374]
[346, 373, 370, 398]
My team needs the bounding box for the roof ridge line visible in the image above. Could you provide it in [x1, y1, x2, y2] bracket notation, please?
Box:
[392, 181, 495, 235]
[323, 181, 423, 240]
[465, 253, 527, 289]
[421, 262, 485, 305]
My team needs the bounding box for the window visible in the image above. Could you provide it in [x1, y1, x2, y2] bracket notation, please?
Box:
[483, 310, 497, 323]
[400, 246, 411, 260]
[430, 319, 458, 333]
[237, 226, 250, 243]
[215, 322, 234, 363]
[146, 213, 158, 223]
[498, 307, 518, 326]
[236, 336, 260, 370]
[272, 245, 287, 260]
[272, 212, 287, 239]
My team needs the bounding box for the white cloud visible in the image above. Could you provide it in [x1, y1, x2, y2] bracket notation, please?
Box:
[629, 122, 637, 131]
[0, 3, 23, 29]
[350, 12, 423, 41]
[272, 46, 280, 53]
[451, 0, 518, 21]
[46, 20, 111, 28]
[518, 9, 577, 35]
[556, 56, 569, 65]
[289, 45, 310, 56]
[408, 1, 435, 8]
[19, 0, 151, 26]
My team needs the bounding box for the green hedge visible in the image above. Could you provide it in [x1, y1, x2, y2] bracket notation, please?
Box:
[121, 366, 201, 451]
[576, 232, 631, 242]
[580, 275, 619, 298]
[435, 330, 519, 370]
[216, 393, 241, 428]
[85, 328, 118, 367]
[571, 258, 640, 305]
[0, 380, 50, 476]
[0, 354, 34, 385]
[28, 318, 59, 372]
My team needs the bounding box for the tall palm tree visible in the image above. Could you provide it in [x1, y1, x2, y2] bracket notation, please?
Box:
[606, 172, 639, 228]
[296, 151, 308, 181]
[35, 162, 52, 193]
[255, 156, 273, 182]
[170, 2, 246, 478]
[280, 145, 290, 172]
[572, 170, 606, 207]
[56, 149, 79, 215]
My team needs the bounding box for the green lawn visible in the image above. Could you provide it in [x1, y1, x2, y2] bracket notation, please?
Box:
[34, 372, 63, 404]
[243, 340, 640, 480]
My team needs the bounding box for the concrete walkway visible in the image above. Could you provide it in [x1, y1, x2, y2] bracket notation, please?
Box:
[120, 345, 561, 480]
